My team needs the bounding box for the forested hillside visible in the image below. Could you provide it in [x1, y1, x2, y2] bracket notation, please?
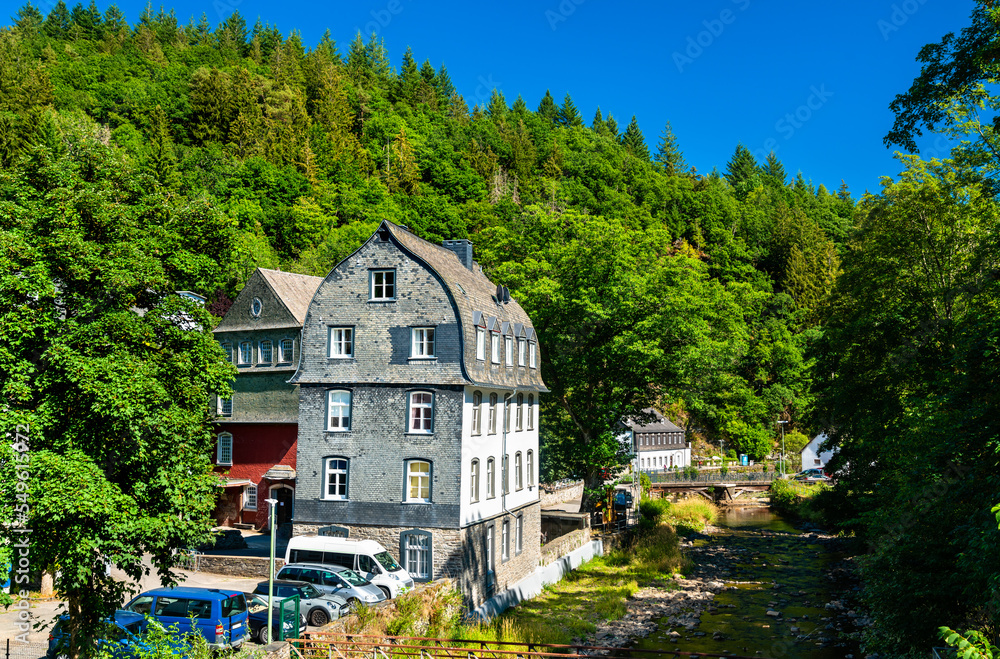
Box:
[0, 3, 853, 481]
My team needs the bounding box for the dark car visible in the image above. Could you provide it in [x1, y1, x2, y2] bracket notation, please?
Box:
[793, 468, 831, 482]
[48, 611, 152, 659]
[244, 593, 307, 644]
[252, 580, 350, 627]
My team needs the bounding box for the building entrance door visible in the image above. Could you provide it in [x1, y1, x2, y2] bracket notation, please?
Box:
[271, 486, 294, 525]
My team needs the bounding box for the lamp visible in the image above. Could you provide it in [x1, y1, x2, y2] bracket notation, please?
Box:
[265, 497, 278, 642]
[777, 420, 789, 477]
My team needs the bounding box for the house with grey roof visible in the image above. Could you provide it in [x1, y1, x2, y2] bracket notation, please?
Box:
[626, 408, 691, 471]
[290, 221, 547, 608]
[211, 268, 324, 529]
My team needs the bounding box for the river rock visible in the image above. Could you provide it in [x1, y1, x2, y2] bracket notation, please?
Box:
[766, 610, 781, 617]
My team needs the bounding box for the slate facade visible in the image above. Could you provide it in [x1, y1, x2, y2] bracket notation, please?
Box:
[291, 221, 547, 608]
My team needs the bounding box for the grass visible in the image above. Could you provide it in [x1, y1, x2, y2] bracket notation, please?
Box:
[770, 478, 831, 524]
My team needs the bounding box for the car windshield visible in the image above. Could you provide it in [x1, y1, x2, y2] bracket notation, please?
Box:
[337, 569, 369, 586]
[375, 551, 402, 572]
[300, 584, 321, 599]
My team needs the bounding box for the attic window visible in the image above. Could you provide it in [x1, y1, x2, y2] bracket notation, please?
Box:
[377, 227, 391, 242]
[250, 297, 262, 318]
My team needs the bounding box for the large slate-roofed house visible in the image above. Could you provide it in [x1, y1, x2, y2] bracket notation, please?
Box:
[212, 268, 323, 528]
[628, 408, 691, 470]
[291, 220, 547, 608]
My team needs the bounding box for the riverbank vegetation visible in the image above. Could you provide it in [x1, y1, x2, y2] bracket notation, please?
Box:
[768, 479, 829, 525]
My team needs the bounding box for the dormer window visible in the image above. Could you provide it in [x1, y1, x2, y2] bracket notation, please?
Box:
[250, 297, 262, 318]
[329, 327, 354, 358]
[504, 336, 513, 366]
[518, 338, 526, 366]
[529, 341, 537, 368]
[371, 270, 396, 300]
[491, 332, 501, 364]
[476, 327, 486, 361]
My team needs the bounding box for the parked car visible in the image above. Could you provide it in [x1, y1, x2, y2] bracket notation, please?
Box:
[284, 536, 413, 599]
[277, 563, 386, 606]
[793, 468, 831, 482]
[244, 593, 307, 644]
[47, 611, 152, 659]
[122, 587, 249, 649]
[252, 580, 350, 627]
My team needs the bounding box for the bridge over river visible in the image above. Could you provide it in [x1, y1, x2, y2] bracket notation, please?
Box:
[645, 471, 778, 503]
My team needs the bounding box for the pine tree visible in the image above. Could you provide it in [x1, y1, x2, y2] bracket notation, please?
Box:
[70, 1, 102, 38]
[365, 33, 391, 81]
[487, 88, 507, 119]
[761, 151, 786, 185]
[724, 143, 759, 198]
[193, 12, 211, 45]
[101, 4, 126, 37]
[837, 180, 851, 202]
[605, 115, 618, 139]
[217, 10, 248, 56]
[558, 93, 582, 127]
[397, 46, 419, 101]
[318, 29, 339, 62]
[654, 121, 686, 175]
[437, 64, 455, 104]
[14, 4, 44, 35]
[592, 107, 604, 132]
[346, 32, 367, 77]
[621, 115, 649, 160]
[511, 94, 528, 116]
[537, 90, 558, 123]
[145, 105, 177, 186]
[43, 1, 71, 38]
[419, 59, 436, 85]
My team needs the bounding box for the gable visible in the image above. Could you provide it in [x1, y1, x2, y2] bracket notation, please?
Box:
[214, 269, 322, 333]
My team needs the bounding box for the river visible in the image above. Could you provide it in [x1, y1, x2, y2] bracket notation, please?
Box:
[630, 507, 865, 659]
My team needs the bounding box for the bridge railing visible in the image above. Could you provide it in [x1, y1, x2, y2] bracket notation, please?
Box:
[644, 470, 777, 484]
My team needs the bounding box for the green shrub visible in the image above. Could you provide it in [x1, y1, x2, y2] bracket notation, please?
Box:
[639, 496, 670, 523]
[639, 472, 651, 497]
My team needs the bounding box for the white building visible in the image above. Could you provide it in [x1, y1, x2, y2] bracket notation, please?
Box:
[801, 433, 836, 470]
[627, 409, 691, 471]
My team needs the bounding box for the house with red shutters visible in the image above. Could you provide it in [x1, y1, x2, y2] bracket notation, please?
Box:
[211, 268, 323, 529]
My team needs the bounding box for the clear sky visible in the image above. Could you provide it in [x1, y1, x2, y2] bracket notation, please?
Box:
[38, 0, 976, 196]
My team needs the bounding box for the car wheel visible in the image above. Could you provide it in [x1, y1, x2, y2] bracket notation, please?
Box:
[257, 626, 273, 644]
[309, 608, 329, 627]
[347, 598, 359, 610]
[378, 586, 391, 600]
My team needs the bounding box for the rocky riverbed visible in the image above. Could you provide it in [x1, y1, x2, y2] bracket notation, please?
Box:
[584, 509, 870, 659]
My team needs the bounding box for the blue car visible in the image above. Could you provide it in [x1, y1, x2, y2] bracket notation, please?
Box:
[47, 610, 148, 659]
[123, 587, 249, 649]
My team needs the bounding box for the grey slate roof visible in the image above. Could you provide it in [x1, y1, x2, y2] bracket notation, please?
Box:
[625, 408, 685, 433]
[386, 222, 548, 392]
[214, 269, 324, 333]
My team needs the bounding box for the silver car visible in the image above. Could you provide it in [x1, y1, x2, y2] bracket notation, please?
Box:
[277, 563, 387, 606]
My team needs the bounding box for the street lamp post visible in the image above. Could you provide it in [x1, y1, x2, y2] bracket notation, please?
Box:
[777, 420, 789, 477]
[265, 497, 278, 643]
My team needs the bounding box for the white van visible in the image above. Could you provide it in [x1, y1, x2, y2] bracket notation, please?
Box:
[284, 536, 414, 599]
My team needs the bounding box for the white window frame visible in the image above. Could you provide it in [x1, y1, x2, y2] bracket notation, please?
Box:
[502, 454, 509, 494]
[515, 515, 523, 554]
[402, 530, 431, 580]
[515, 452, 523, 491]
[516, 393, 523, 431]
[527, 450, 534, 487]
[408, 391, 434, 433]
[501, 519, 509, 561]
[518, 338, 526, 366]
[472, 391, 482, 435]
[259, 339, 273, 364]
[221, 342, 233, 363]
[405, 460, 431, 503]
[324, 457, 349, 500]
[238, 341, 252, 365]
[411, 327, 436, 359]
[370, 269, 396, 300]
[529, 341, 537, 368]
[327, 390, 351, 431]
[470, 459, 480, 503]
[505, 336, 513, 366]
[504, 396, 512, 433]
[279, 338, 294, 363]
[476, 327, 486, 361]
[488, 393, 498, 434]
[244, 484, 257, 510]
[218, 396, 232, 417]
[216, 433, 233, 466]
[491, 332, 501, 364]
[486, 525, 494, 571]
[527, 394, 534, 430]
[486, 458, 495, 499]
[328, 327, 354, 358]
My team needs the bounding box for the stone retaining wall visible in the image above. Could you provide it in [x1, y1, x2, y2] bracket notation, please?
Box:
[196, 555, 285, 578]
[539, 480, 583, 507]
[540, 528, 590, 566]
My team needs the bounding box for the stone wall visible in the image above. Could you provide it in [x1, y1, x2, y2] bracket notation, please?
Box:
[539, 480, 583, 507]
[540, 512, 589, 544]
[540, 528, 591, 567]
[457, 502, 541, 609]
[196, 555, 285, 578]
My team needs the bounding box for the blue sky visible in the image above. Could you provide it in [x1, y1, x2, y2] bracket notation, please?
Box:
[35, 0, 975, 196]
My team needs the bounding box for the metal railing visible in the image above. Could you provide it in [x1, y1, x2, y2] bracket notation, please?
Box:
[291, 633, 768, 659]
[645, 471, 777, 485]
[176, 548, 201, 571]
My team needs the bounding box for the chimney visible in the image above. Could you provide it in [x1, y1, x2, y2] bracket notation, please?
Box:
[442, 239, 474, 270]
